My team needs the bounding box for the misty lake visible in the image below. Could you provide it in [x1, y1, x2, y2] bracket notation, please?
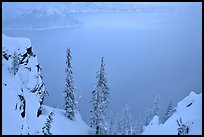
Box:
[2, 12, 202, 123]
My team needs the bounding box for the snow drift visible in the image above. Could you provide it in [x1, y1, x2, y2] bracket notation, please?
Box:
[142, 91, 202, 135]
[2, 34, 91, 135]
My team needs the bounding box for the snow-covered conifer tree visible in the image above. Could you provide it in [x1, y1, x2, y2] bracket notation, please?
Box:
[162, 100, 176, 123]
[143, 108, 154, 126]
[90, 57, 110, 135]
[42, 112, 54, 135]
[118, 106, 135, 135]
[135, 119, 144, 135]
[107, 111, 117, 135]
[152, 95, 160, 116]
[64, 48, 76, 120]
[110, 106, 136, 135]
[108, 118, 115, 135]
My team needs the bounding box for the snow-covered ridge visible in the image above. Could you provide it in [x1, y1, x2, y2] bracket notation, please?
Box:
[3, 2, 193, 30]
[2, 34, 91, 135]
[2, 33, 46, 134]
[22, 7, 65, 17]
[2, 7, 81, 30]
[2, 34, 31, 54]
[45, 7, 65, 16]
[142, 91, 202, 135]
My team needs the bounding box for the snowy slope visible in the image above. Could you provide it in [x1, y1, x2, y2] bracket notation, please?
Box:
[2, 34, 91, 135]
[40, 106, 92, 135]
[142, 91, 202, 135]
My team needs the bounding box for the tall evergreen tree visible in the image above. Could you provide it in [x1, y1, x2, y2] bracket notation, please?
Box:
[90, 57, 110, 135]
[162, 100, 176, 123]
[107, 106, 137, 135]
[107, 110, 117, 135]
[115, 106, 135, 135]
[42, 112, 54, 135]
[143, 108, 154, 126]
[135, 119, 144, 135]
[64, 48, 76, 120]
[107, 117, 115, 135]
[152, 94, 160, 116]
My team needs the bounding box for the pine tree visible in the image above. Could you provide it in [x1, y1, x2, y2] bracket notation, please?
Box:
[108, 106, 136, 135]
[107, 111, 117, 135]
[116, 106, 135, 135]
[90, 57, 110, 135]
[142, 107, 154, 126]
[152, 94, 160, 116]
[162, 100, 176, 123]
[12, 51, 20, 75]
[64, 48, 76, 120]
[135, 119, 144, 135]
[107, 117, 115, 135]
[42, 111, 54, 135]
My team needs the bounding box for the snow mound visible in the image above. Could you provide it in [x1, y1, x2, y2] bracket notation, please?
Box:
[148, 115, 160, 126]
[142, 91, 202, 135]
[2, 34, 91, 135]
[40, 106, 91, 135]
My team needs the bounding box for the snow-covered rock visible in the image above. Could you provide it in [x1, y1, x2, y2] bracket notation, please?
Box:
[2, 34, 91, 135]
[142, 91, 202, 135]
